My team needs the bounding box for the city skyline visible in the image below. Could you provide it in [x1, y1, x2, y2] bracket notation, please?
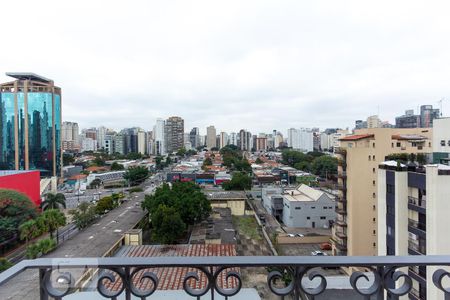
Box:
[1, 1, 450, 132]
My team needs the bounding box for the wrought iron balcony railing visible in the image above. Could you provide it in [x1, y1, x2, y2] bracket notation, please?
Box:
[1, 256, 450, 300]
[408, 196, 427, 209]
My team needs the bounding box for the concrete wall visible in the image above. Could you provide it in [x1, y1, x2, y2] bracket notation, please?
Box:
[211, 200, 245, 216]
[281, 196, 336, 228]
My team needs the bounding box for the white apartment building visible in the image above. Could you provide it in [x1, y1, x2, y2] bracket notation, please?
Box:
[137, 129, 147, 155]
[206, 126, 217, 149]
[287, 128, 313, 152]
[229, 132, 238, 146]
[153, 118, 166, 155]
[219, 132, 228, 149]
[80, 137, 97, 152]
[96, 126, 107, 149]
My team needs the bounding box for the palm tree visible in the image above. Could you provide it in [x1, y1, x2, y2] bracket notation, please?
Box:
[41, 193, 66, 211]
[40, 209, 66, 240]
[19, 220, 41, 245]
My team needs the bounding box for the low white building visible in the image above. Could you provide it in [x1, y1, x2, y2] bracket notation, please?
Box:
[262, 185, 336, 228]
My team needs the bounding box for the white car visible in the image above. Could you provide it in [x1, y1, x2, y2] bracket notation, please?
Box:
[287, 234, 296, 237]
[311, 250, 327, 256]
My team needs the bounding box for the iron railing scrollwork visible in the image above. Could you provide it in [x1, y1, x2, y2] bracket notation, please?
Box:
[1, 256, 450, 299]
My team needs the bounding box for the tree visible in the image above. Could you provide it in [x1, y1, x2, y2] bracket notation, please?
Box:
[255, 157, 264, 164]
[222, 172, 252, 190]
[93, 156, 106, 166]
[0, 189, 38, 244]
[417, 153, 427, 165]
[70, 202, 97, 229]
[19, 220, 41, 245]
[63, 154, 75, 166]
[95, 196, 118, 214]
[311, 156, 338, 178]
[408, 153, 417, 163]
[202, 157, 213, 170]
[296, 175, 318, 187]
[294, 161, 311, 172]
[176, 147, 187, 157]
[124, 166, 149, 186]
[110, 162, 125, 171]
[89, 178, 102, 189]
[39, 209, 66, 239]
[126, 152, 143, 160]
[41, 193, 66, 210]
[142, 182, 211, 226]
[151, 205, 186, 244]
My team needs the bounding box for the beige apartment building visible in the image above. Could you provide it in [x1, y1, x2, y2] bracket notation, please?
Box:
[331, 128, 433, 258]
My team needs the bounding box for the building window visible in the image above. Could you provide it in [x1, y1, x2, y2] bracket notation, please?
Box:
[373, 230, 376, 235]
[373, 142, 376, 148]
[307, 217, 310, 220]
[448, 140, 450, 146]
[373, 205, 376, 210]
[373, 168, 376, 173]
[372, 192, 376, 198]
[441, 140, 446, 146]
[397, 142, 401, 147]
[320, 216, 326, 220]
[429, 142, 431, 147]
[311, 207, 315, 209]
[391, 142, 394, 148]
[295, 207, 301, 210]
[329, 206, 333, 209]
[323, 206, 328, 209]
[368, 155, 371, 161]
[373, 242, 376, 247]
[372, 180, 376, 186]
[373, 155, 375, 160]
[373, 217, 376, 222]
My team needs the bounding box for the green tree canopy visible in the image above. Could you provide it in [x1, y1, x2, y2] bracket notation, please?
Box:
[294, 161, 311, 172]
[19, 220, 41, 245]
[124, 166, 149, 186]
[151, 205, 186, 244]
[39, 209, 66, 239]
[255, 157, 264, 164]
[70, 202, 97, 229]
[311, 156, 338, 178]
[0, 189, 38, 243]
[110, 162, 125, 171]
[142, 182, 211, 226]
[63, 153, 75, 166]
[41, 193, 66, 210]
[222, 172, 252, 190]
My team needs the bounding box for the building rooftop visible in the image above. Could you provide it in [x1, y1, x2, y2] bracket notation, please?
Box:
[205, 191, 247, 200]
[282, 184, 326, 202]
[339, 134, 374, 141]
[113, 244, 238, 291]
[5, 72, 52, 83]
[391, 134, 428, 141]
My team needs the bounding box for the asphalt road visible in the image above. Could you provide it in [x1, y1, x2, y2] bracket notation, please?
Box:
[0, 182, 156, 300]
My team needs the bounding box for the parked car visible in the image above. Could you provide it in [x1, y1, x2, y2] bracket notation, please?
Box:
[287, 234, 296, 238]
[296, 233, 304, 237]
[320, 243, 332, 250]
[311, 250, 327, 256]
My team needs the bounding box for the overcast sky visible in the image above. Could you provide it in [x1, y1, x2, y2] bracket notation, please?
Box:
[1, 0, 450, 135]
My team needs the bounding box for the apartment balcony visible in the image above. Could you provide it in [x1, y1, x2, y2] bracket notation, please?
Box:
[409, 266, 427, 283]
[335, 207, 347, 215]
[335, 217, 347, 227]
[408, 196, 426, 214]
[337, 195, 347, 203]
[408, 219, 427, 237]
[334, 230, 347, 239]
[3, 256, 449, 299]
[408, 239, 426, 256]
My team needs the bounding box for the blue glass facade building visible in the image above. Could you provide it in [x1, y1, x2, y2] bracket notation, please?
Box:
[0, 73, 62, 177]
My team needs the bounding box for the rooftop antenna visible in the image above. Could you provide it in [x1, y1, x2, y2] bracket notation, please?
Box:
[437, 97, 446, 117]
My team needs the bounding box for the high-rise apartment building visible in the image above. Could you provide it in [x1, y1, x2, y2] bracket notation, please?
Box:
[331, 128, 433, 259]
[420, 105, 440, 128]
[0, 72, 62, 177]
[113, 133, 125, 155]
[255, 137, 268, 152]
[378, 162, 450, 300]
[61, 121, 80, 152]
[238, 129, 251, 151]
[367, 115, 382, 128]
[165, 116, 184, 153]
[219, 132, 228, 149]
[206, 126, 217, 149]
[189, 127, 200, 149]
[104, 134, 114, 155]
[396, 110, 420, 128]
[153, 119, 166, 156]
[287, 128, 313, 152]
[96, 126, 107, 149]
[137, 129, 147, 155]
[229, 132, 237, 146]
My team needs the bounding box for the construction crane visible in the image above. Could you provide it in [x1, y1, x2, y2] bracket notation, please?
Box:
[437, 97, 447, 117]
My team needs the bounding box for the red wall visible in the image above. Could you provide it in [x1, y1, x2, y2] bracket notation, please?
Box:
[0, 171, 41, 206]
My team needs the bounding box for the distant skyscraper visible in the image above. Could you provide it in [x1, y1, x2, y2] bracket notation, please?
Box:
[420, 105, 440, 128]
[153, 118, 166, 155]
[137, 128, 147, 155]
[96, 126, 107, 149]
[367, 115, 382, 128]
[287, 128, 313, 152]
[219, 132, 228, 149]
[62, 121, 80, 152]
[189, 127, 200, 149]
[165, 116, 184, 153]
[0, 72, 62, 177]
[238, 129, 251, 151]
[206, 126, 217, 149]
[229, 132, 238, 146]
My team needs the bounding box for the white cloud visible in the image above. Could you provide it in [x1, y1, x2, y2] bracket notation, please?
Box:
[1, 0, 450, 134]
